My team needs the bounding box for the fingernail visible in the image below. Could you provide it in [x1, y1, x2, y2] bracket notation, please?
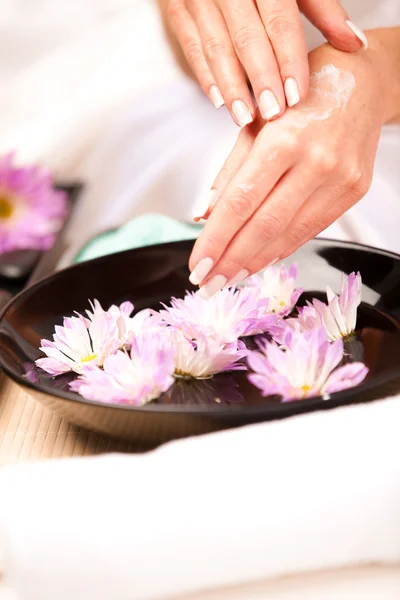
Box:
[226, 269, 249, 288]
[193, 189, 216, 222]
[199, 274, 228, 298]
[266, 257, 279, 269]
[189, 257, 214, 286]
[259, 90, 281, 120]
[345, 20, 368, 50]
[284, 78, 300, 108]
[232, 100, 253, 128]
[209, 85, 225, 109]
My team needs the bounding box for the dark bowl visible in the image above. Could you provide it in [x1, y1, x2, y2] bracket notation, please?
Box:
[1, 238, 400, 446]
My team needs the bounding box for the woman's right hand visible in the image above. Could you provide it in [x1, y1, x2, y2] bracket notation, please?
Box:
[160, 0, 367, 126]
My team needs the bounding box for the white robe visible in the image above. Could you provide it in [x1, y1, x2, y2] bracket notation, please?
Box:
[0, 0, 398, 265]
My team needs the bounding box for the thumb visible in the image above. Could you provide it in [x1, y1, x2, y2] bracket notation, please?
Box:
[298, 0, 368, 52]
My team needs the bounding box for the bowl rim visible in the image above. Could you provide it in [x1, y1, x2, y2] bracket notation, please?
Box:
[1, 236, 400, 416]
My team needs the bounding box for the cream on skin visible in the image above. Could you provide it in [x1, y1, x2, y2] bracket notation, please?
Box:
[290, 64, 356, 126]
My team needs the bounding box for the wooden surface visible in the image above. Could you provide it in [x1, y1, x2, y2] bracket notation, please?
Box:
[0, 372, 137, 465]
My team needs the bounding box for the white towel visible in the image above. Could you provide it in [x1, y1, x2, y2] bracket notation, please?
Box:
[0, 395, 399, 600]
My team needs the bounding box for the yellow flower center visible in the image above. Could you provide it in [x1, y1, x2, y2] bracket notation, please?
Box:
[0, 196, 14, 219]
[302, 384, 311, 395]
[81, 353, 97, 364]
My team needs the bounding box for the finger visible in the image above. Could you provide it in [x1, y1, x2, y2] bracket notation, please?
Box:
[187, 0, 256, 127]
[167, 0, 223, 107]
[188, 130, 293, 278]
[198, 164, 325, 293]
[256, 0, 309, 108]
[298, 0, 368, 52]
[193, 120, 260, 222]
[221, 0, 285, 120]
[245, 179, 365, 275]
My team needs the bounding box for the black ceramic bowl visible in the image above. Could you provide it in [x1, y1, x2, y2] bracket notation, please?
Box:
[1, 238, 400, 445]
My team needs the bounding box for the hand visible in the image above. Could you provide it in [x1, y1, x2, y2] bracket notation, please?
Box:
[188, 39, 388, 296]
[163, 0, 367, 126]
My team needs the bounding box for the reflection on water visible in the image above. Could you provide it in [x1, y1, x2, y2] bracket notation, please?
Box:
[159, 374, 245, 406]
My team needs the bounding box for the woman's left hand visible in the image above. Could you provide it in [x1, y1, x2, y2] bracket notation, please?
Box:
[188, 38, 388, 296]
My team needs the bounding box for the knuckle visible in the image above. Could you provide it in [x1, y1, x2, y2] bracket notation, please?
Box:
[233, 25, 260, 53]
[256, 213, 284, 243]
[342, 162, 363, 187]
[203, 232, 225, 258]
[266, 11, 292, 40]
[166, 0, 184, 23]
[357, 175, 372, 197]
[184, 39, 204, 64]
[226, 192, 252, 220]
[307, 145, 338, 172]
[203, 37, 226, 61]
[218, 256, 244, 275]
[288, 218, 317, 245]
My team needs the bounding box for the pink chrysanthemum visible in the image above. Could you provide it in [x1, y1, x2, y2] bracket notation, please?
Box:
[248, 326, 368, 401]
[160, 287, 277, 345]
[83, 299, 162, 346]
[289, 272, 362, 342]
[0, 153, 67, 253]
[170, 329, 248, 379]
[70, 332, 175, 406]
[246, 263, 303, 316]
[36, 313, 121, 376]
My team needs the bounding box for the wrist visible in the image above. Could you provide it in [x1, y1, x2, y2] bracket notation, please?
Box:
[365, 28, 400, 124]
[309, 28, 400, 125]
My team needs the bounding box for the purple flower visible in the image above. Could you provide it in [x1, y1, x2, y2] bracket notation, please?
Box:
[0, 153, 67, 253]
[247, 263, 303, 316]
[298, 272, 362, 342]
[248, 326, 368, 401]
[70, 332, 175, 406]
[84, 299, 162, 345]
[160, 287, 277, 345]
[170, 329, 248, 379]
[36, 313, 121, 376]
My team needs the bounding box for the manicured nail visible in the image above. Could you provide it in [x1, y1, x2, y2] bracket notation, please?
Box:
[232, 100, 253, 128]
[266, 258, 279, 269]
[189, 257, 214, 286]
[259, 90, 280, 120]
[199, 274, 228, 298]
[209, 85, 225, 109]
[345, 20, 368, 50]
[284, 78, 300, 108]
[193, 189, 216, 223]
[226, 269, 249, 288]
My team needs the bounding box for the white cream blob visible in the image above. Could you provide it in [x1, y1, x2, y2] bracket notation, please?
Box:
[290, 64, 356, 126]
[237, 183, 254, 193]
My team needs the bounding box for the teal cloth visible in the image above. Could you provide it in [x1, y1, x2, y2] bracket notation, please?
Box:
[74, 214, 202, 263]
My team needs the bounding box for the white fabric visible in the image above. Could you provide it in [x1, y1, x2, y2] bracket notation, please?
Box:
[0, 396, 399, 600]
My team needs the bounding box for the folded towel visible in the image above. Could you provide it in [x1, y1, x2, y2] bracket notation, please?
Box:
[74, 214, 201, 263]
[0, 395, 399, 600]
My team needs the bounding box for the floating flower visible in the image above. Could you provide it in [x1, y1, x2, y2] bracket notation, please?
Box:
[160, 287, 277, 345]
[36, 313, 120, 376]
[70, 332, 175, 405]
[0, 153, 67, 253]
[171, 330, 248, 379]
[248, 326, 368, 401]
[298, 272, 362, 341]
[247, 263, 303, 316]
[84, 299, 162, 346]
